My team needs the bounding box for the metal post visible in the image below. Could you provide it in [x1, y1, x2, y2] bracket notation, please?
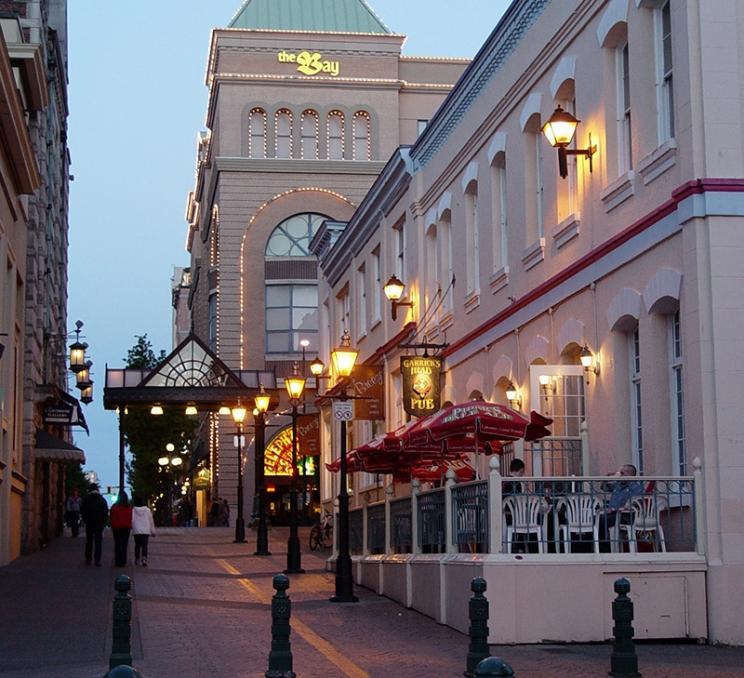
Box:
[255, 411, 270, 555]
[608, 577, 641, 677]
[109, 575, 133, 670]
[331, 405, 358, 602]
[118, 409, 126, 494]
[265, 574, 296, 678]
[285, 402, 303, 573]
[465, 577, 491, 677]
[235, 422, 246, 543]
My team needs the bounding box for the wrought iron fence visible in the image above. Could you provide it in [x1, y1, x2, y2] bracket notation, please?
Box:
[417, 488, 445, 553]
[452, 480, 489, 553]
[390, 497, 412, 553]
[367, 502, 386, 554]
[349, 507, 363, 555]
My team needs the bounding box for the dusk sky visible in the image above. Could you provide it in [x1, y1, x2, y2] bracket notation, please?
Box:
[67, 0, 512, 489]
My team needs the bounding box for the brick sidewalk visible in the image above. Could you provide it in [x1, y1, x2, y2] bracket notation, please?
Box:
[1, 527, 743, 677]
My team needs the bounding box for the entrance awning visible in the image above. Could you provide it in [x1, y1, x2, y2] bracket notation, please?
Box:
[34, 429, 85, 463]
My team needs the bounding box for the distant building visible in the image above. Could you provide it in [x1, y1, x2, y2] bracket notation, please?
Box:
[171, 266, 192, 348]
[182, 0, 468, 523]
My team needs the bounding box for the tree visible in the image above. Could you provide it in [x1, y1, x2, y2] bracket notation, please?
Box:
[122, 335, 196, 507]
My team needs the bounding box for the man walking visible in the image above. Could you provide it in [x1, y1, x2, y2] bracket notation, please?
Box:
[80, 483, 109, 566]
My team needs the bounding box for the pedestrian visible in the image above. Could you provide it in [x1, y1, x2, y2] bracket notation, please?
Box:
[209, 497, 221, 526]
[80, 483, 108, 566]
[220, 497, 230, 527]
[132, 495, 156, 567]
[110, 491, 133, 566]
[65, 487, 82, 538]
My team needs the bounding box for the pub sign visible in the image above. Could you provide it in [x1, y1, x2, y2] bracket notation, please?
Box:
[401, 356, 442, 417]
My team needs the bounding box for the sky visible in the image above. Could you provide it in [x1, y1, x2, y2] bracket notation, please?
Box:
[67, 0, 512, 489]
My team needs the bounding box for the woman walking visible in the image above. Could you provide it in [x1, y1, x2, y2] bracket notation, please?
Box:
[132, 495, 156, 566]
[110, 491, 133, 566]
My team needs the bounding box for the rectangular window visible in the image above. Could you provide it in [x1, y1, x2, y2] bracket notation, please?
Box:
[491, 159, 508, 271]
[371, 246, 381, 322]
[629, 327, 644, 473]
[535, 133, 544, 238]
[440, 215, 453, 312]
[265, 284, 318, 354]
[357, 264, 367, 338]
[617, 42, 632, 172]
[669, 311, 686, 474]
[394, 220, 405, 282]
[465, 188, 480, 293]
[656, 0, 674, 141]
[208, 293, 218, 350]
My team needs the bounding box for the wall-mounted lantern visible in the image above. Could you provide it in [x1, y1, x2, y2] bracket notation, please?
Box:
[542, 105, 597, 179]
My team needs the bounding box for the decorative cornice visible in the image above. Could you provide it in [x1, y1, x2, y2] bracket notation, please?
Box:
[410, 0, 550, 170]
[213, 157, 386, 175]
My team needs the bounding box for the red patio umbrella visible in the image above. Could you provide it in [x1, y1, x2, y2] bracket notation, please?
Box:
[405, 457, 476, 483]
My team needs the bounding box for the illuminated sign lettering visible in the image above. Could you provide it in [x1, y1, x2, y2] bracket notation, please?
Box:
[277, 50, 340, 77]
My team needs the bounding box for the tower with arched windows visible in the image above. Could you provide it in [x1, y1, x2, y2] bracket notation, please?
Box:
[182, 0, 467, 526]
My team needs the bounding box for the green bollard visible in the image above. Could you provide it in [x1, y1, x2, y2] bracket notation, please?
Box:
[475, 656, 515, 676]
[109, 575, 133, 670]
[465, 577, 490, 677]
[265, 573, 296, 678]
[608, 577, 641, 677]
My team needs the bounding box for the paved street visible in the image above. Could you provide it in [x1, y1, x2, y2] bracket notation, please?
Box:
[1, 527, 743, 677]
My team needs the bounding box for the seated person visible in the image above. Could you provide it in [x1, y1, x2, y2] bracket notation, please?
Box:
[502, 458, 525, 496]
[599, 464, 644, 552]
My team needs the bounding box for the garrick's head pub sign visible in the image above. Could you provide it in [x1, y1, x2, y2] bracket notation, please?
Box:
[401, 356, 442, 418]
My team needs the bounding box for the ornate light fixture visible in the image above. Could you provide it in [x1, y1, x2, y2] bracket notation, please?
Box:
[69, 320, 88, 373]
[75, 361, 93, 390]
[580, 345, 600, 378]
[542, 105, 597, 178]
[331, 330, 358, 378]
[254, 384, 271, 414]
[505, 380, 521, 409]
[285, 363, 306, 402]
[383, 274, 414, 321]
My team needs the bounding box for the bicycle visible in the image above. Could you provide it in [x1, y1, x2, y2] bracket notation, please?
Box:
[309, 513, 333, 550]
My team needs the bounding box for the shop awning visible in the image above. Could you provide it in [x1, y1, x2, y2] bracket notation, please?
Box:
[34, 429, 85, 463]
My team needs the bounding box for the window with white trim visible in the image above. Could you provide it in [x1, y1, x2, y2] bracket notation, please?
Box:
[356, 263, 367, 338]
[327, 111, 344, 160]
[425, 223, 438, 313]
[491, 153, 508, 272]
[393, 219, 405, 282]
[352, 111, 371, 160]
[655, 0, 674, 142]
[629, 326, 644, 473]
[248, 108, 266, 159]
[275, 109, 293, 158]
[669, 310, 686, 474]
[524, 116, 544, 243]
[464, 181, 480, 293]
[439, 211, 453, 313]
[300, 109, 319, 159]
[371, 246, 381, 323]
[617, 41, 632, 172]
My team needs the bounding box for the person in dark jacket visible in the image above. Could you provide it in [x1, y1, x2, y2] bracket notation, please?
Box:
[80, 483, 109, 566]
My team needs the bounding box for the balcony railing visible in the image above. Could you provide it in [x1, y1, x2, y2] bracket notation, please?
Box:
[333, 457, 704, 558]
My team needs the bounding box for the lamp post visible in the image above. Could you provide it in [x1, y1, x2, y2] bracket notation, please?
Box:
[330, 330, 359, 603]
[285, 363, 306, 574]
[231, 403, 248, 544]
[254, 385, 271, 556]
[158, 453, 183, 527]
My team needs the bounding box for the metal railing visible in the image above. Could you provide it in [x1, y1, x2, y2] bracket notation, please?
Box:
[452, 481, 489, 553]
[417, 487, 446, 553]
[390, 497, 412, 553]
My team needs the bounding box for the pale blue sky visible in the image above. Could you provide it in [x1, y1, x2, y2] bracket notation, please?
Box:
[67, 0, 512, 488]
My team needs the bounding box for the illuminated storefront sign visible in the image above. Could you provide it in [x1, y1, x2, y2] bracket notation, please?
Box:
[401, 356, 442, 417]
[264, 426, 294, 476]
[277, 50, 340, 77]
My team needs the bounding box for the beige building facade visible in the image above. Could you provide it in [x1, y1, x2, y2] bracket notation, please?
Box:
[314, 0, 744, 644]
[184, 1, 467, 522]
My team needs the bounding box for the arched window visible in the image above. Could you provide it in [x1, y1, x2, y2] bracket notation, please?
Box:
[275, 109, 293, 158]
[248, 108, 266, 159]
[265, 213, 328, 355]
[301, 110, 319, 159]
[352, 111, 371, 160]
[327, 111, 344, 160]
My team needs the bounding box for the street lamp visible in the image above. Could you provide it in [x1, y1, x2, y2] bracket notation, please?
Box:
[253, 385, 271, 556]
[158, 454, 183, 526]
[285, 362, 306, 574]
[330, 330, 359, 603]
[231, 402, 248, 544]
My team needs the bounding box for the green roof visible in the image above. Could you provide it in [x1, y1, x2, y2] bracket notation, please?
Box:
[228, 0, 391, 33]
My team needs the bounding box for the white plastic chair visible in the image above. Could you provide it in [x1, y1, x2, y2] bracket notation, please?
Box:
[619, 496, 667, 552]
[503, 495, 547, 554]
[556, 495, 602, 553]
